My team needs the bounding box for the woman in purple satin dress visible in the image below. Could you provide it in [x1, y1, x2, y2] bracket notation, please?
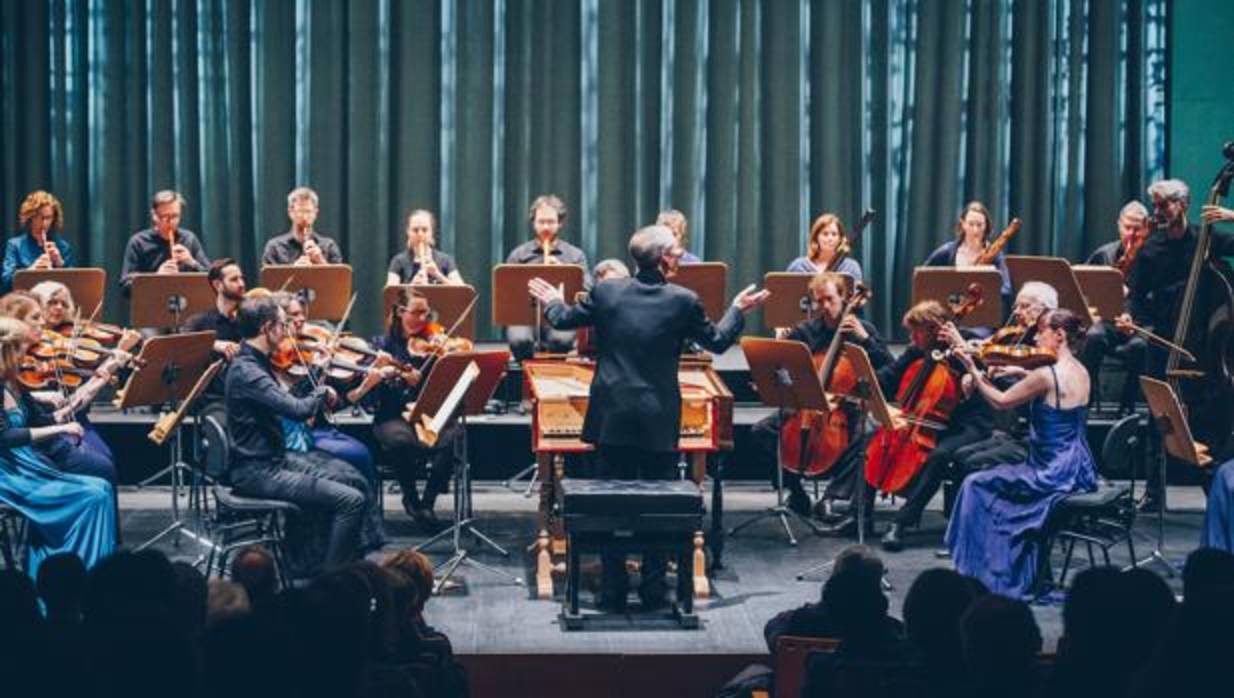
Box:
[944, 309, 1097, 599]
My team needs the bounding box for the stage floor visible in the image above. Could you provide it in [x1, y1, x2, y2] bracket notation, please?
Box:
[120, 482, 1205, 654]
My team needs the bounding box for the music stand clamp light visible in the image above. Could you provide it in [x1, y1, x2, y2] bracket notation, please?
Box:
[259, 264, 353, 322]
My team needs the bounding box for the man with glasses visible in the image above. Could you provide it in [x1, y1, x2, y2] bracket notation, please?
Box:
[119, 190, 210, 296]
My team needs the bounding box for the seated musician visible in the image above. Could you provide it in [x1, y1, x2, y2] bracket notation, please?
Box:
[655, 209, 701, 264]
[506, 194, 590, 361]
[786, 213, 864, 282]
[119, 190, 210, 296]
[353, 288, 462, 534]
[261, 187, 343, 266]
[2, 190, 76, 292]
[1080, 201, 1149, 411]
[225, 295, 368, 572]
[1203, 456, 1234, 554]
[923, 201, 1013, 299]
[528, 224, 768, 612]
[183, 258, 246, 421]
[385, 209, 465, 286]
[593, 258, 630, 281]
[751, 271, 893, 517]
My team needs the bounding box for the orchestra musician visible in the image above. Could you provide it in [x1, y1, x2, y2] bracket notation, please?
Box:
[261, 187, 343, 267]
[385, 209, 464, 286]
[183, 258, 246, 420]
[119, 190, 210, 296]
[528, 224, 769, 612]
[656, 209, 701, 264]
[923, 201, 1013, 298]
[593, 258, 630, 281]
[1079, 201, 1150, 412]
[786, 213, 864, 282]
[225, 295, 368, 572]
[506, 194, 590, 361]
[2, 190, 76, 292]
[750, 271, 892, 518]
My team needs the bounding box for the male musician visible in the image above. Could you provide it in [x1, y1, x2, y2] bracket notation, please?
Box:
[385, 209, 464, 286]
[261, 187, 343, 267]
[528, 224, 768, 612]
[184, 258, 246, 416]
[750, 271, 893, 517]
[225, 295, 368, 571]
[656, 209, 701, 264]
[1080, 201, 1150, 412]
[2, 190, 76, 292]
[507, 194, 590, 361]
[119, 190, 210, 296]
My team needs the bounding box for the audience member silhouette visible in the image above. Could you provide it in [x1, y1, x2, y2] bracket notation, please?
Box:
[382, 548, 469, 698]
[960, 594, 1043, 698]
[230, 544, 278, 610]
[206, 579, 251, 630]
[902, 568, 985, 696]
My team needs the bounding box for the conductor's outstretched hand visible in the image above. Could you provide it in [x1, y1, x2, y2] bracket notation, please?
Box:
[527, 277, 565, 305]
[731, 284, 771, 313]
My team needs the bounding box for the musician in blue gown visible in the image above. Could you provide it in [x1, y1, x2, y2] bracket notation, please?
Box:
[0, 317, 114, 579]
[1202, 460, 1234, 553]
[944, 309, 1096, 599]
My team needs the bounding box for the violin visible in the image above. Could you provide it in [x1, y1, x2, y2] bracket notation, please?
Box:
[29, 331, 105, 368]
[408, 322, 474, 359]
[779, 283, 871, 478]
[1115, 232, 1148, 278]
[16, 357, 95, 391]
[50, 319, 132, 348]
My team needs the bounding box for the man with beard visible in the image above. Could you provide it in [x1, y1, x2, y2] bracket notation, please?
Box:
[184, 258, 246, 419]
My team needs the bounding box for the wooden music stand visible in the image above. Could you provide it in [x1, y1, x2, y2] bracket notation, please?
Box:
[911, 268, 1004, 327]
[670, 262, 728, 321]
[1005, 255, 1096, 325]
[1072, 265, 1126, 322]
[13, 268, 106, 315]
[128, 273, 216, 330]
[491, 264, 585, 326]
[761, 272, 816, 330]
[383, 284, 478, 340]
[259, 264, 353, 321]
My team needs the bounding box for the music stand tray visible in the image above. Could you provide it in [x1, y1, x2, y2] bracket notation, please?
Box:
[127, 273, 216, 329]
[1005, 255, 1097, 325]
[14, 268, 106, 315]
[671, 262, 728, 322]
[912, 268, 1004, 327]
[1072, 265, 1126, 322]
[491, 264, 585, 327]
[383, 284, 478, 340]
[259, 264, 353, 321]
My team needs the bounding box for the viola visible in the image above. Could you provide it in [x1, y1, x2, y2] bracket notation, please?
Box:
[864, 284, 984, 495]
[977, 343, 1057, 369]
[779, 283, 871, 478]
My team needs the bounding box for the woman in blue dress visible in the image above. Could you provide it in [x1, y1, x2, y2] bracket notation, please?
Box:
[786, 213, 864, 282]
[944, 308, 1097, 599]
[0, 316, 115, 579]
[1202, 460, 1234, 552]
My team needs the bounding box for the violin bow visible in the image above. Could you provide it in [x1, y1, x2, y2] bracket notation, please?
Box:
[439, 295, 478, 344]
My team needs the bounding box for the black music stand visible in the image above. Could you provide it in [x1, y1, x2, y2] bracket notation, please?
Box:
[383, 284, 478, 340]
[730, 337, 827, 545]
[116, 331, 217, 550]
[762, 272, 817, 330]
[912, 268, 1004, 328]
[492, 264, 584, 354]
[671, 262, 728, 322]
[128, 273, 215, 330]
[259, 264, 353, 321]
[408, 351, 521, 593]
[13, 268, 107, 315]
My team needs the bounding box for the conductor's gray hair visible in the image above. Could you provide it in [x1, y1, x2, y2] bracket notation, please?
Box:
[628, 225, 677, 271]
[1147, 179, 1191, 205]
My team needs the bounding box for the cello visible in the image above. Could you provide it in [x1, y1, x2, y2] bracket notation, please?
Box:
[863, 284, 983, 495]
[778, 282, 871, 478]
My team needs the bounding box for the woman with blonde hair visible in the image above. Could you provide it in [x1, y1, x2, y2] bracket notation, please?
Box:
[2, 190, 76, 292]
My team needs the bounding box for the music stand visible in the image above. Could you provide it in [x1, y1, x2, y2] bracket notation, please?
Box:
[492, 264, 584, 354]
[1005, 256, 1097, 325]
[128, 273, 216, 330]
[13, 268, 106, 315]
[912, 268, 1004, 327]
[407, 351, 522, 592]
[116, 331, 218, 550]
[730, 337, 828, 545]
[762, 272, 816, 330]
[259, 264, 353, 321]
[1073, 265, 1126, 322]
[383, 284, 478, 340]
[671, 262, 728, 321]
[1138, 376, 1214, 576]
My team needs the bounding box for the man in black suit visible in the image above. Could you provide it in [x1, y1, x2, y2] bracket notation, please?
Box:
[528, 224, 769, 611]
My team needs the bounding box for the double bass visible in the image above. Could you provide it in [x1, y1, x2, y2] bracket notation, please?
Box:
[778, 282, 871, 477]
[863, 285, 983, 495]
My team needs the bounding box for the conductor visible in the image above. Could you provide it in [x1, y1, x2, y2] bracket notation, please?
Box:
[528, 224, 769, 611]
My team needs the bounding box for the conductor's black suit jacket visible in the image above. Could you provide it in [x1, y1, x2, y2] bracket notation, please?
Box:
[543, 268, 745, 452]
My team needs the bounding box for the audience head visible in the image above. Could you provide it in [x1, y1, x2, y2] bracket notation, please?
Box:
[1183, 547, 1234, 602]
[382, 548, 435, 618]
[961, 595, 1042, 691]
[821, 546, 890, 643]
[36, 552, 88, 623]
[230, 545, 278, 609]
[206, 580, 251, 630]
[903, 568, 982, 666]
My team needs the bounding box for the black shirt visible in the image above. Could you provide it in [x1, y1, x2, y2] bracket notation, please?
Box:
[119, 228, 210, 295]
[1085, 240, 1123, 267]
[224, 343, 328, 467]
[261, 231, 343, 266]
[785, 317, 894, 368]
[369, 333, 433, 423]
[184, 307, 242, 403]
[387, 249, 459, 284]
[1126, 225, 1234, 335]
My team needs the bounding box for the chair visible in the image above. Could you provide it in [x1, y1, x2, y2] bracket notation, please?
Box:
[199, 414, 298, 586]
[1049, 413, 1141, 586]
[0, 503, 25, 570]
[774, 635, 840, 698]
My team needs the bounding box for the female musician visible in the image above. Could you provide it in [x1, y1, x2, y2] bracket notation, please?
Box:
[386, 209, 464, 286]
[923, 201, 1012, 297]
[357, 288, 462, 533]
[656, 209, 701, 264]
[786, 213, 864, 282]
[2, 190, 76, 292]
[0, 315, 114, 577]
[945, 308, 1096, 599]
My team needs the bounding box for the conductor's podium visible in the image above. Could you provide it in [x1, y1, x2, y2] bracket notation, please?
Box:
[559, 478, 704, 629]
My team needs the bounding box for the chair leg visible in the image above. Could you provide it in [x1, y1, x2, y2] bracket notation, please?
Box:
[1059, 538, 1076, 587]
[1126, 530, 1137, 569]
